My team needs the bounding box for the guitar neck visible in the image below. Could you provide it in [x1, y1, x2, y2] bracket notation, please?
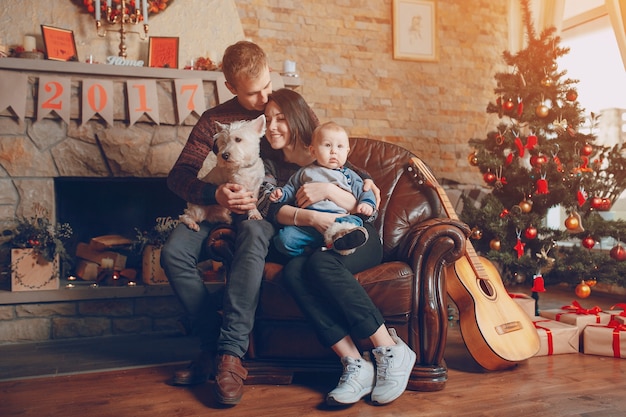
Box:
[409, 157, 487, 279]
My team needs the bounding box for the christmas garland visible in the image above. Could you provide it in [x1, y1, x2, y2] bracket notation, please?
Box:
[75, 0, 172, 18]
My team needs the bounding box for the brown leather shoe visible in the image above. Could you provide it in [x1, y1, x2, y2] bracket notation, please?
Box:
[214, 354, 248, 405]
[172, 351, 214, 386]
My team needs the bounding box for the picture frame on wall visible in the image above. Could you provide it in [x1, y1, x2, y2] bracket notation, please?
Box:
[392, 0, 438, 62]
[148, 37, 179, 69]
[40, 25, 78, 61]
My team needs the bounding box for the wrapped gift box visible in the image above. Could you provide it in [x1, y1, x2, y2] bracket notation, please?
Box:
[583, 323, 626, 358]
[539, 300, 611, 332]
[508, 292, 536, 318]
[532, 318, 579, 356]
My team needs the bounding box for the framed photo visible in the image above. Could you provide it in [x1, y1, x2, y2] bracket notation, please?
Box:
[148, 37, 179, 69]
[392, 0, 438, 62]
[40, 25, 78, 61]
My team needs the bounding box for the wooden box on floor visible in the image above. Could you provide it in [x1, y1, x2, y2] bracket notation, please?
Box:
[10, 248, 60, 291]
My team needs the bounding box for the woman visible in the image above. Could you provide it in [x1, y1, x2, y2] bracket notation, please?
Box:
[263, 89, 416, 406]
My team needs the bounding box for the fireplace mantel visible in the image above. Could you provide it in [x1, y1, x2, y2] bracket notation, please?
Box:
[0, 57, 302, 87]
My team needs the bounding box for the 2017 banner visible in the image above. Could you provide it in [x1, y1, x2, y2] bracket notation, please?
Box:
[0, 70, 206, 126]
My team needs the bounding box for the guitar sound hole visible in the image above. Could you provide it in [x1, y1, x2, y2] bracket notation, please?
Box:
[478, 279, 496, 299]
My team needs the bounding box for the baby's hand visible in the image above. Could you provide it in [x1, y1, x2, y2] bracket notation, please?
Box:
[270, 188, 283, 202]
[357, 203, 374, 216]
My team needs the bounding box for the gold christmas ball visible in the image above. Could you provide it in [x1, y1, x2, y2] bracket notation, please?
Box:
[541, 76, 554, 87]
[489, 238, 501, 251]
[575, 281, 591, 299]
[564, 214, 580, 230]
[519, 200, 533, 213]
[535, 104, 550, 118]
[468, 152, 479, 166]
[470, 227, 483, 240]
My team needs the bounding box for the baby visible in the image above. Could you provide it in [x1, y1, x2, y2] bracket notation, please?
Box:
[270, 121, 376, 256]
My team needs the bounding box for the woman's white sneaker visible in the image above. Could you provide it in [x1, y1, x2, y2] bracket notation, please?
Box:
[371, 328, 417, 405]
[326, 356, 375, 406]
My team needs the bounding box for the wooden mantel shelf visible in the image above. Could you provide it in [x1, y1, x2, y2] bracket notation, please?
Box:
[0, 281, 221, 305]
[0, 57, 302, 87]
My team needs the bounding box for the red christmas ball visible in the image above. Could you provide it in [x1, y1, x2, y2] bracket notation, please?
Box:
[582, 236, 596, 249]
[530, 154, 548, 167]
[524, 226, 538, 240]
[590, 196, 603, 209]
[483, 172, 496, 184]
[581, 143, 593, 156]
[502, 99, 515, 111]
[610, 244, 626, 262]
[566, 90, 578, 101]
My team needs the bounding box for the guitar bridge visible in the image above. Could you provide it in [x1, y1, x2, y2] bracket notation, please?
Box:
[495, 321, 523, 335]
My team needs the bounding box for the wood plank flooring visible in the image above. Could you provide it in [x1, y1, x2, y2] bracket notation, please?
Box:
[1, 285, 625, 417]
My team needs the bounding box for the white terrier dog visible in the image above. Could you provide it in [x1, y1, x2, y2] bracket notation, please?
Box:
[179, 114, 266, 231]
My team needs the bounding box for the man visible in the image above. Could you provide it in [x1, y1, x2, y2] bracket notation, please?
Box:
[161, 40, 274, 406]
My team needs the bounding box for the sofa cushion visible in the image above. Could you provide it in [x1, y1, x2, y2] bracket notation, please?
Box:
[257, 261, 413, 321]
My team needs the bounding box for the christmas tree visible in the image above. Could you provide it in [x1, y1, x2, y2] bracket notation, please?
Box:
[461, 0, 626, 293]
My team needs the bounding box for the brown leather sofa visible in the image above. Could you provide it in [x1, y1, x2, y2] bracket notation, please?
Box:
[208, 137, 470, 392]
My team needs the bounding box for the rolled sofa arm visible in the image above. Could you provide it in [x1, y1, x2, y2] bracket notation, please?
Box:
[397, 217, 470, 392]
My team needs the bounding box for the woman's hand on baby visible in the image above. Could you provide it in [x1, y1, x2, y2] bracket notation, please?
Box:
[216, 183, 257, 214]
[363, 179, 381, 209]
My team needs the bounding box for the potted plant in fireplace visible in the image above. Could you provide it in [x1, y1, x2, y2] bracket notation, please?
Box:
[2, 204, 72, 291]
[133, 216, 177, 285]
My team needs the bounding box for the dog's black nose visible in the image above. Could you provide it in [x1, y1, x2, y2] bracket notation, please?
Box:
[221, 152, 230, 161]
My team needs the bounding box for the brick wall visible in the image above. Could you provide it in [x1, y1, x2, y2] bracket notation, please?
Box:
[235, 0, 509, 184]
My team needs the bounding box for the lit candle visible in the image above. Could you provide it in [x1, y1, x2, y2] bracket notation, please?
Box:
[23, 35, 36, 52]
[95, 0, 101, 21]
[143, 0, 148, 24]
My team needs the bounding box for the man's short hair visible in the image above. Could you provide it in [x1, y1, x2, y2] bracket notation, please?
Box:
[222, 41, 268, 87]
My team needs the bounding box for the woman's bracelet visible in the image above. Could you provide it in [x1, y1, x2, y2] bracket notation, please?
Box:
[294, 208, 300, 226]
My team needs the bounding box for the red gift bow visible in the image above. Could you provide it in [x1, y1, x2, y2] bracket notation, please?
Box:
[560, 300, 602, 315]
[533, 320, 554, 355]
[507, 293, 529, 299]
[557, 300, 603, 323]
[610, 304, 626, 317]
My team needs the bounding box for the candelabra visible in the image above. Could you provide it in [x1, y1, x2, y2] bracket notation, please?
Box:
[95, 0, 149, 58]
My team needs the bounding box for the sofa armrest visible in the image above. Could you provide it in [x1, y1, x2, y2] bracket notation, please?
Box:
[396, 217, 470, 391]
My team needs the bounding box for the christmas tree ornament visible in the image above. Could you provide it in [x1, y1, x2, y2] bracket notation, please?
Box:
[535, 103, 549, 118]
[483, 171, 496, 184]
[494, 166, 507, 189]
[535, 174, 549, 194]
[600, 198, 612, 211]
[566, 89, 578, 101]
[470, 227, 483, 240]
[549, 61, 558, 72]
[514, 271, 526, 284]
[530, 153, 548, 168]
[525, 134, 537, 150]
[585, 278, 597, 287]
[467, 151, 479, 166]
[503, 98, 515, 112]
[519, 199, 533, 213]
[581, 236, 596, 249]
[564, 211, 584, 233]
[590, 196, 603, 210]
[581, 143, 593, 156]
[516, 98, 524, 117]
[530, 274, 546, 292]
[489, 238, 501, 251]
[541, 75, 553, 87]
[575, 280, 591, 298]
[610, 243, 626, 261]
[499, 208, 510, 218]
[514, 135, 525, 157]
[524, 225, 538, 239]
[577, 187, 588, 207]
[514, 230, 526, 258]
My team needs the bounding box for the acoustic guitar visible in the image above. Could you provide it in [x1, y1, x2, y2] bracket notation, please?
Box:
[408, 157, 540, 371]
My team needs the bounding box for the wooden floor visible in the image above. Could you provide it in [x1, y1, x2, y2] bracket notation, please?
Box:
[1, 285, 625, 417]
